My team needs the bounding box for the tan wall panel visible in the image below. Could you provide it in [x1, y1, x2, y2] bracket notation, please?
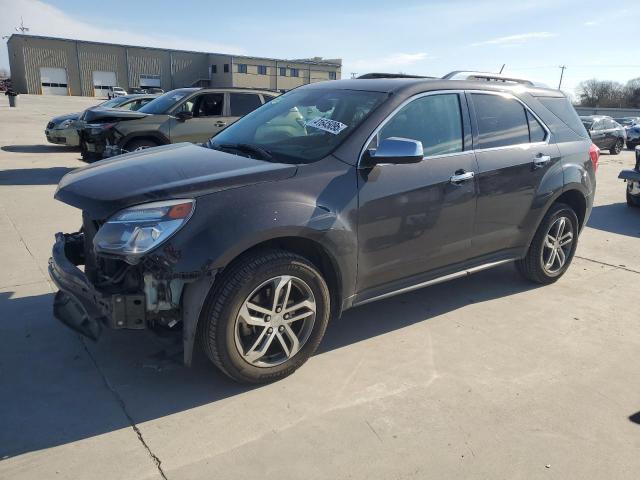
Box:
[77, 43, 128, 96]
[126, 48, 171, 90]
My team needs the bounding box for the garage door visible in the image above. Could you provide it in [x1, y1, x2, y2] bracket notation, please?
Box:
[40, 67, 68, 95]
[140, 74, 161, 88]
[93, 71, 117, 98]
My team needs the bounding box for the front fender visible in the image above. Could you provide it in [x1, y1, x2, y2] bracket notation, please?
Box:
[153, 156, 358, 308]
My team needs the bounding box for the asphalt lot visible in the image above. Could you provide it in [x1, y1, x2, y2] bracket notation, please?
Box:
[1, 94, 639, 480]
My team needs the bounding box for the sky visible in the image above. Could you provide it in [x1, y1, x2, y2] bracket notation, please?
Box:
[1, 0, 639, 97]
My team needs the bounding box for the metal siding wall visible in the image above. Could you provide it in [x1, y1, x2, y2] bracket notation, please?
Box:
[77, 44, 128, 96]
[23, 45, 70, 94]
[127, 49, 171, 90]
[171, 52, 208, 88]
[7, 38, 27, 94]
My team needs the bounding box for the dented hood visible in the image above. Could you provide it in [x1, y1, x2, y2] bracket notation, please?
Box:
[83, 108, 148, 123]
[55, 143, 297, 218]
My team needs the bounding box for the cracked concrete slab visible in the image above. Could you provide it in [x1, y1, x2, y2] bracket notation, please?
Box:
[1, 95, 640, 480]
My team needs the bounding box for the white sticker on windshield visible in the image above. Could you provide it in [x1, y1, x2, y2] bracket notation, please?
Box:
[305, 117, 348, 135]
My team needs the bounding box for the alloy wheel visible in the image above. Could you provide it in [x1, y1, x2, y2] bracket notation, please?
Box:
[234, 275, 316, 367]
[541, 216, 574, 274]
[614, 140, 623, 154]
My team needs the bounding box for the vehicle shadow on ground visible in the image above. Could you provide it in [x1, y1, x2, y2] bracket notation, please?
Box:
[1, 145, 78, 154]
[587, 202, 640, 238]
[0, 264, 539, 460]
[0, 167, 75, 185]
[629, 412, 640, 425]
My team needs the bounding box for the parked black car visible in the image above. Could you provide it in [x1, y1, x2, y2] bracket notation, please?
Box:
[625, 124, 640, 150]
[49, 74, 596, 383]
[580, 115, 626, 154]
[619, 146, 640, 207]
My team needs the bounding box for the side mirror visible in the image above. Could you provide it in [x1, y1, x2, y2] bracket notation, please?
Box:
[360, 137, 424, 168]
[175, 111, 193, 122]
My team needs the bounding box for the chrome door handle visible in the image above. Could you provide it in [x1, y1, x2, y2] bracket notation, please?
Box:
[450, 171, 475, 184]
[533, 154, 551, 167]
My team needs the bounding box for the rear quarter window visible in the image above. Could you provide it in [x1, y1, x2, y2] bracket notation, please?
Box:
[537, 97, 589, 138]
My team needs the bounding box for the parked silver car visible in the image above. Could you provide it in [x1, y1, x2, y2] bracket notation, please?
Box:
[45, 94, 157, 147]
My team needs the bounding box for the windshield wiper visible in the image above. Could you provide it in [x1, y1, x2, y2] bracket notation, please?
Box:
[217, 143, 273, 160]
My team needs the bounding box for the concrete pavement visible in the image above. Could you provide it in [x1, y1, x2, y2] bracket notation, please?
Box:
[1, 95, 639, 480]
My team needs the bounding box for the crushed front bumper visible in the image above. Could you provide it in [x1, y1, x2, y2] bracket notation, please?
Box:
[48, 232, 146, 340]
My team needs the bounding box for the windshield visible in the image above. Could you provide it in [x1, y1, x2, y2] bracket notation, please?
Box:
[138, 89, 195, 114]
[206, 88, 387, 163]
[99, 97, 129, 108]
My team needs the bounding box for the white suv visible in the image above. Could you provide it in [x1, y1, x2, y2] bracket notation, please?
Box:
[108, 86, 127, 99]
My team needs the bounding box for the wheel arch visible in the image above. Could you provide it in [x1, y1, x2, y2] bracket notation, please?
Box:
[181, 234, 345, 366]
[524, 187, 588, 253]
[221, 235, 344, 321]
[119, 131, 170, 150]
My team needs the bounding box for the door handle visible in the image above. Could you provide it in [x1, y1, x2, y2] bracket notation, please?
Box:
[450, 171, 475, 184]
[214, 121, 227, 127]
[533, 154, 551, 168]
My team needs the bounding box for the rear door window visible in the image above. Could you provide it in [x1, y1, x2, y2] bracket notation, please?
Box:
[527, 111, 547, 143]
[230, 93, 262, 116]
[378, 93, 463, 157]
[194, 93, 224, 117]
[471, 93, 529, 149]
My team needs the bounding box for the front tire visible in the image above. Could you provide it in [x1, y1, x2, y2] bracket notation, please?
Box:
[516, 203, 579, 284]
[627, 190, 640, 208]
[123, 138, 159, 153]
[200, 250, 331, 384]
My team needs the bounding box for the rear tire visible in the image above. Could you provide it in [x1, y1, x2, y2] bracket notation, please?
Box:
[516, 203, 579, 284]
[123, 138, 159, 153]
[610, 139, 623, 155]
[200, 250, 331, 384]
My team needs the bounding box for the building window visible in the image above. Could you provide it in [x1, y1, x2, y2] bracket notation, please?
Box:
[237, 64, 247, 74]
[257, 65, 267, 75]
[224, 64, 229, 73]
[290, 68, 299, 78]
[279, 67, 287, 77]
[210, 65, 217, 75]
[329, 71, 337, 80]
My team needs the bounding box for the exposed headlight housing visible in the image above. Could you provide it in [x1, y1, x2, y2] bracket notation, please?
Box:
[59, 118, 74, 128]
[93, 199, 195, 263]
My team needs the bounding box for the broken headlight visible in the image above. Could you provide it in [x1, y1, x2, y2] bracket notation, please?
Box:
[93, 199, 195, 262]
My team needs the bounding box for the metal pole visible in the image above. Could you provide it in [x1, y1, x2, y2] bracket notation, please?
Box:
[558, 65, 566, 90]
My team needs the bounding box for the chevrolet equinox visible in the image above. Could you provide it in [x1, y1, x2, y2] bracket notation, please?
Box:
[49, 73, 597, 383]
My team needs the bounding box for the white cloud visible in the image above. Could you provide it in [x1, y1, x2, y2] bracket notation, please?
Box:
[1, 0, 245, 72]
[471, 32, 557, 47]
[583, 20, 599, 27]
[347, 52, 430, 74]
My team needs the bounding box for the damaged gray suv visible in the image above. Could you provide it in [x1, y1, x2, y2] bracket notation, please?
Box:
[49, 72, 597, 383]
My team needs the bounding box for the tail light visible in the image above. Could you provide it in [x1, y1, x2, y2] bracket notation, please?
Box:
[589, 143, 600, 172]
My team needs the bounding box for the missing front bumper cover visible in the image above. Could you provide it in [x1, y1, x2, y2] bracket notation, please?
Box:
[48, 232, 147, 339]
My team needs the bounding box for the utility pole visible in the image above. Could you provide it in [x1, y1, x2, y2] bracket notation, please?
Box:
[499, 64, 505, 74]
[350, 72, 358, 79]
[558, 65, 567, 90]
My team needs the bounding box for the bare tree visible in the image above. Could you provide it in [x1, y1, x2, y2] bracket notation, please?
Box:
[577, 78, 640, 108]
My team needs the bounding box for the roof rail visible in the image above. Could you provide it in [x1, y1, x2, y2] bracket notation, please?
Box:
[442, 71, 535, 87]
[357, 73, 434, 79]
